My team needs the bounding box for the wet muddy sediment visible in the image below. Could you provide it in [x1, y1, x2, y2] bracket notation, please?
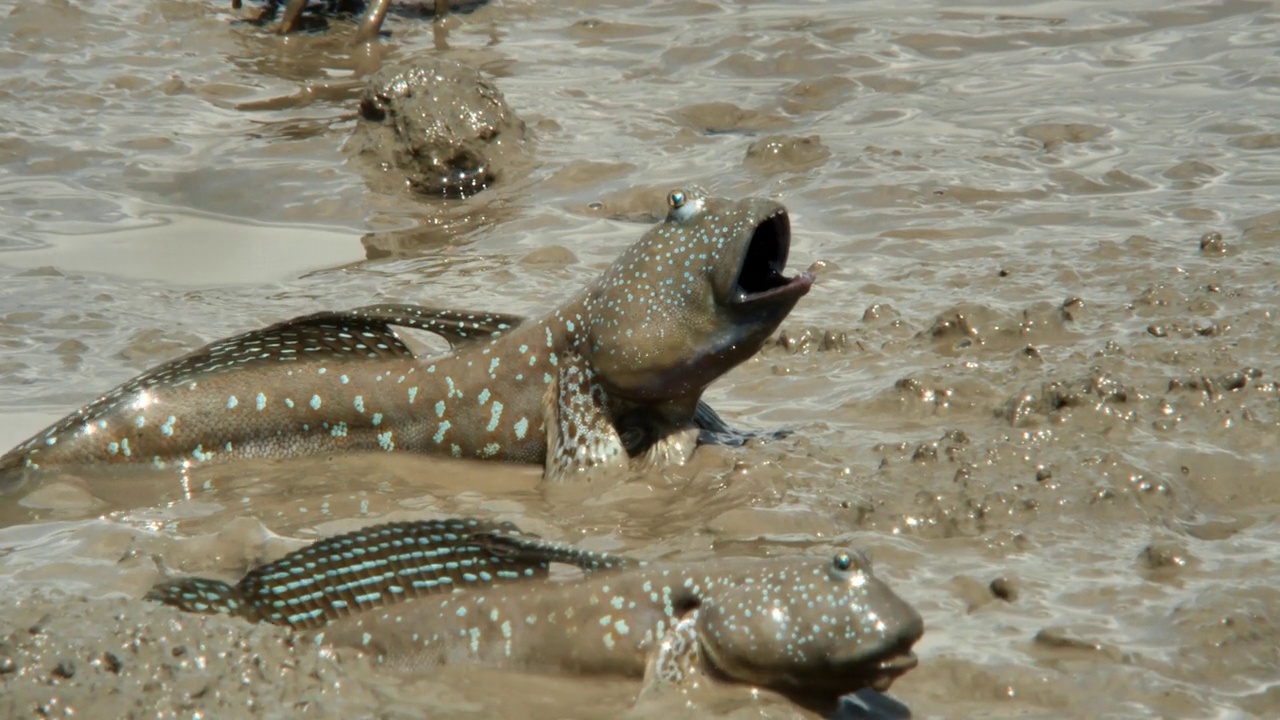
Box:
[2, 0, 1280, 718]
[346, 59, 529, 200]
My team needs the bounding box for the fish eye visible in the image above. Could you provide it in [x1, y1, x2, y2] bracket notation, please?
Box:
[829, 550, 870, 582]
[665, 188, 702, 223]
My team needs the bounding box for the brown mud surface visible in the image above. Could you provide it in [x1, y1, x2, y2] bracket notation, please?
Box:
[2, 1, 1279, 718]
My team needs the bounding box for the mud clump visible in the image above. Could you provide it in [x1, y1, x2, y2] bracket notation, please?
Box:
[346, 60, 528, 199]
[1003, 369, 1136, 427]
[772, 326, 851, 353]
[744, 134, 831, 175]
[1198, 230, 1228, 254]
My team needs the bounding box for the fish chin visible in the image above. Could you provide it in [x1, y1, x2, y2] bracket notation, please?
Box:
[867, 651, 919, 692]
[708, 647, 919, 699]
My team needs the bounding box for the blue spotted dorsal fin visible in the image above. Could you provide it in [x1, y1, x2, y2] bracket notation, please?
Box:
[5, 311, 421, 458]
[104, 310, 416, 396]
[79, 307, 522, 416]
[472, 533, 635, 573]
[347, 304, 526, 349]
[234, 518, 551, 630]
[145, 577, 256, 620]
[542, 352, 629, 482]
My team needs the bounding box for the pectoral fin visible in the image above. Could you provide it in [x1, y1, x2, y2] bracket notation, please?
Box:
[692, 400, 793, 447]
[542, 353, 628, 482]
[641, 613, 706, 696]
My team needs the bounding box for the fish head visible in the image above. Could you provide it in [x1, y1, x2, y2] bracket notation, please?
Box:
[696, 550, 924, 709]
[585, 187, 813, 402]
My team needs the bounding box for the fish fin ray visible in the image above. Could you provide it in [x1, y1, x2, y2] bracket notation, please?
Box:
[542, 353, 628, 482]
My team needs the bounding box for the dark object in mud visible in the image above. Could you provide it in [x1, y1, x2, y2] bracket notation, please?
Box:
[147, 516, 924, 713]
[346, 61, 528, 199]
[234, 0, 455, 40]
[1198, 230, 1228, 254]
[989, 576, 1018, 602]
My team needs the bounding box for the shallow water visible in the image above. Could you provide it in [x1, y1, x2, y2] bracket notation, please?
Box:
[2, 0, 1279, 717]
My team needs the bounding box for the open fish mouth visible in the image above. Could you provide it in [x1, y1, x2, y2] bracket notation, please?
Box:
[732, 207, 815, 304]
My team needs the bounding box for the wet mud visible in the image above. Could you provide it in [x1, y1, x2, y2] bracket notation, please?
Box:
[2, 1, 1279, 719]
[346, 60, 529, 200]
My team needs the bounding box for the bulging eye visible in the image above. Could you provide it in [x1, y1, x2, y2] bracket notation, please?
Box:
[666, 188, 702, 223]
[828, 550, 869, 582]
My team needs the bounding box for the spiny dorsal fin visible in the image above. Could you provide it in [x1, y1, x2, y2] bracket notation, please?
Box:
[112, 304, 524, 401]
[346, 304, 526, 349]
[98, 310, 415, 399]
[145, 577, 257, 620]
[235, 518, 549, 629]
[472, 532, 635, 573]
[15, 310, 420, 451]
[31, 306, 525, 449]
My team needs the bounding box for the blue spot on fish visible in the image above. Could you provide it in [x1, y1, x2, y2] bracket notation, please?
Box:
[310, 395, 322, 410]
[372, 413, 382, 427]
[514, 417, 529, 440]
[487, 402, 503, 432]
[227, 396, 238, 410]
[408, 387, 418, 404]
[354, 395, 365, 413]
[256, 393, 267, 411]
[377, 431, 394, 451]
[160, 416, 176, 437]
[478, 389, 490, 405]
[433, 421, 451, 445]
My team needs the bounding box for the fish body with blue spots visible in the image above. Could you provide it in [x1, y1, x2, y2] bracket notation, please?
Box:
[1, 188, 812, 484]
[148, 518, 924, 713]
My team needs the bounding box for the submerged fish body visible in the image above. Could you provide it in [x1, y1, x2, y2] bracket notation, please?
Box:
[1, 188, 812, 483]
[148, 518, 924, 710]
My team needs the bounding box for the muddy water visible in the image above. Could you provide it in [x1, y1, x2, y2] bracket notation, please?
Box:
[2, 0, 1279, 717]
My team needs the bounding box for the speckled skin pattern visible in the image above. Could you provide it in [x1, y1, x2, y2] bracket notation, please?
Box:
[0, 188, 813, 483]
[148, 518, 924, 709]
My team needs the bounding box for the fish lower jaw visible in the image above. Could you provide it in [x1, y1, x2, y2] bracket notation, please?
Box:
[868, 651, 919, 692]
[732, 270, 815, 306]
